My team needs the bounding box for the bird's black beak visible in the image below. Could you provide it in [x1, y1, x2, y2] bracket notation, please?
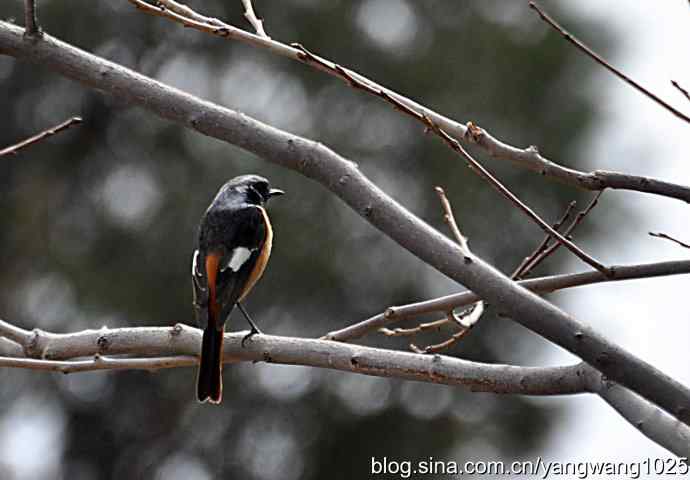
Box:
[268, 188, 285, 198]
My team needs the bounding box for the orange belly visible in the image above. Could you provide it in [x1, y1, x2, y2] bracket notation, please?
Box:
[239, 207, 273, 301]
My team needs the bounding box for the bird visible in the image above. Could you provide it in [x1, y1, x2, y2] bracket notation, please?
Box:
[191, 174, 284, 404]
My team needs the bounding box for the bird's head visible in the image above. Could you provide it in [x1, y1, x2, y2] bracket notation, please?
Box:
[214, 174, 285, 206]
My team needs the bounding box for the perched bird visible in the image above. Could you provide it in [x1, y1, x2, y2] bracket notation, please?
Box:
[192, 174, 284, 404]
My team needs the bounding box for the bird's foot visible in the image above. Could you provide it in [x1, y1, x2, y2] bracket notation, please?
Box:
[241, 324, 262, 348]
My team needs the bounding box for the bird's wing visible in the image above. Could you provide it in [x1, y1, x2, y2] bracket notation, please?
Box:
[214, 206, 268, 325]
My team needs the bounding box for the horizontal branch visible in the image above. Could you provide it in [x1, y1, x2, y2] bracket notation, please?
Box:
[1, 21, 689, 427]
[324, 260, 690, 342]
[0, 353, 198, 373]
[125, 0, 690, 204]
[0, 322, 594, 395]
[2, 320, 688, 457]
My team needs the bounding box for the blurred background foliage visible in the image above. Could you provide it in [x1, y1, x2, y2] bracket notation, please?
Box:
[0, 1, 614, 478]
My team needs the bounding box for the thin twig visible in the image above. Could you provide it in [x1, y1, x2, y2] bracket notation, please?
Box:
[671, 80, 690, 103]
[124, 0, 690, 203]
[434, 186, 471, 258]
[518, 191, 603, 278]
[379, 317, 448, 337]
[323, 259, 690, 343]
[23, 0, 41, 37]
[0, 116, 82, 157]
[397, 187, 484, 353]
[380, 188, 483, 354]
[410, 328, 472, 354]
[649, 232, 690, 250]
[392, 188, 490, 354]
[240, 0, 269, 38]
[512, 200, 577, 279]
[529, 1, 690, 125]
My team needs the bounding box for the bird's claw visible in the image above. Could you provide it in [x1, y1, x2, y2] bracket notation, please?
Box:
[241, 325, 262, 348]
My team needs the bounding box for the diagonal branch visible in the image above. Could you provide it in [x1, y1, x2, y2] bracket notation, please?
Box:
[512, 200, 576, 280]
[123, 0, 690, 203]
[649, 232, 690, 250]
[0, 116, 82, 156]
[516, 191, 603, 279]
[1, 20, 689, 428]
[529, 1, 690, 125]
[672, 80, 690, 103]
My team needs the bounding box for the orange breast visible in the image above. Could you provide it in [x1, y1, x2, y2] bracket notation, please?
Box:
[239, 207, 273, 301]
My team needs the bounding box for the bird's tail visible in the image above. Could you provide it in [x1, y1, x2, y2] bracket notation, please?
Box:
[197, 326, 224, 404]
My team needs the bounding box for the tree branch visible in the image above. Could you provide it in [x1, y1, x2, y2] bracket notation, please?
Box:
[240, 0, 268, 38]
[512, 200, 576, 280]
[529, 1, 690, 125]
[0, 322, 593, 396]
[650, 232, 690, 250]
[594, 377, 690, 458]
[515, 191, 603, 279]
[0, 317, 34, 346]
[1, 20, 689, 427]
[672, 80, 690, 103]
[1, 320, 688, 457]
[0, 116, 82, 156]
[123, 0, 690, 203]
[324, 259, 690, 342]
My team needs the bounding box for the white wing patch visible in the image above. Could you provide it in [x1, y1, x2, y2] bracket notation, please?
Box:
[192, 249, 199, 276]
[225, 247, 254, 272]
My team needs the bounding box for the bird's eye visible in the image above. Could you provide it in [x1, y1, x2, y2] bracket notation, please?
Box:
[246, 185, 263, 203]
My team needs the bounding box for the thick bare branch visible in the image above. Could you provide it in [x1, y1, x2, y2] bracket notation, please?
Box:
[1, 20, 689, 427]
[595, 377, 690, 458]
[325, 260, 690, 342]
[529, 2, 690, 125]
[124, 0, 690, 203]
[1, 320, 688, 457]
[0, 116, 82, 157]
[0, 322, 594, 396]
